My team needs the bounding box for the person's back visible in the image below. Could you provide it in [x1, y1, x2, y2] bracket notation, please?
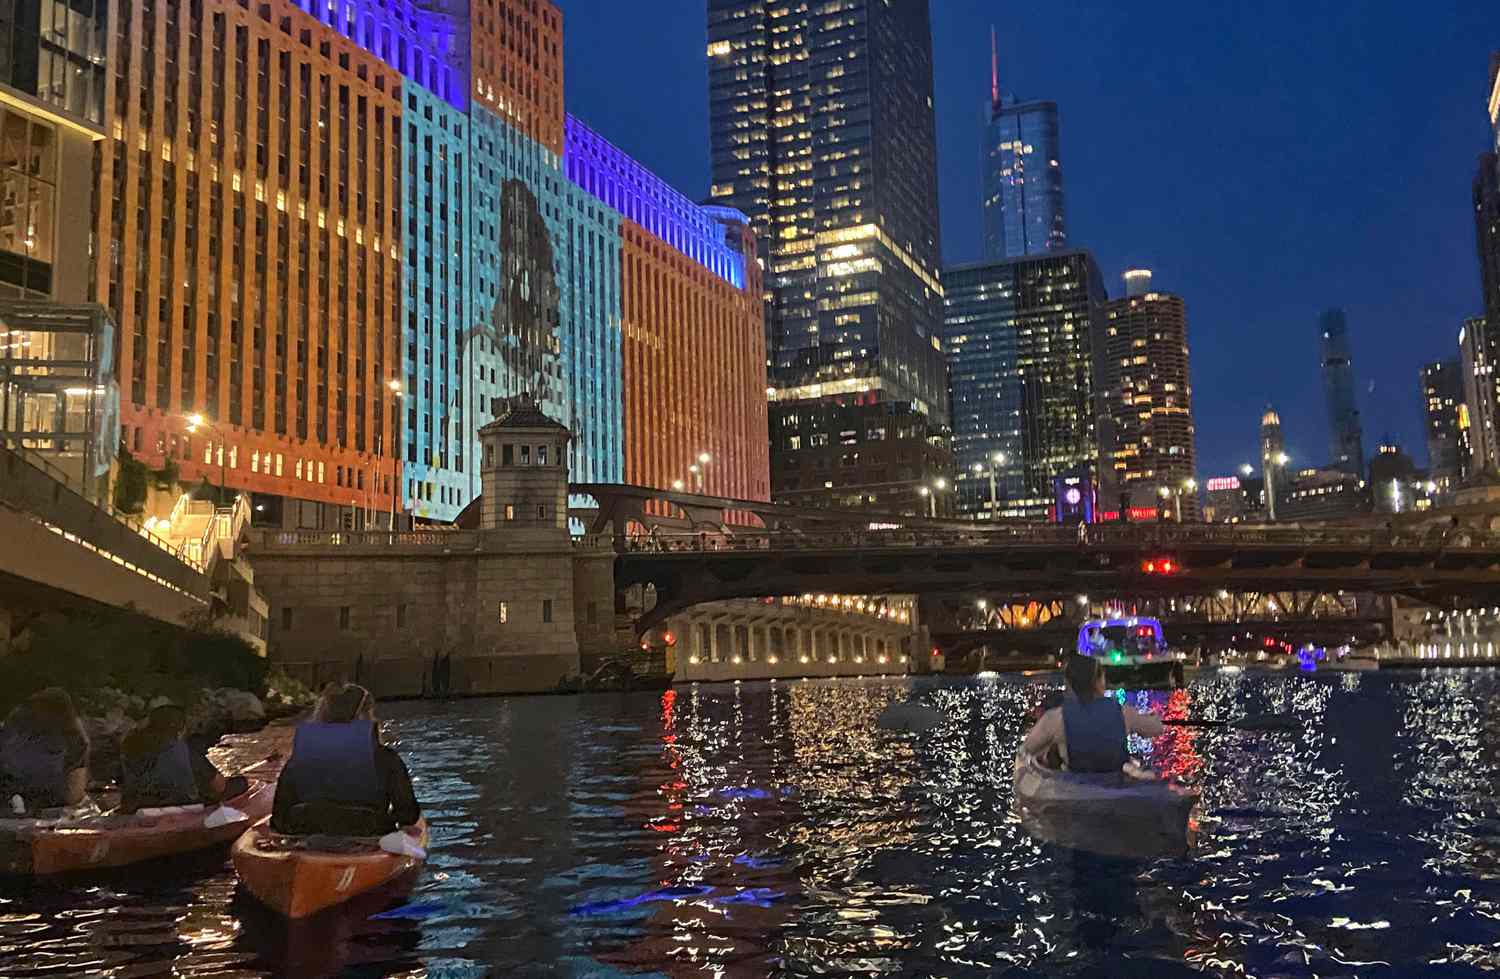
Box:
[1061, 695, 1129, 773]
[271, 683, 420, 837]
[119, 700, 224, 812]
[0, 689, 90, 812]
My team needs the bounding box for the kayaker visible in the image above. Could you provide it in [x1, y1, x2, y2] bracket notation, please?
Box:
[0, 687, 91, 813]
[1020, 655, 1163, 772]
[271, 682, 421, 836]
[118, 698, 248, 812]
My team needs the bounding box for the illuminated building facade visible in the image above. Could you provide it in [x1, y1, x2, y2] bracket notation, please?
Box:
[566, 116, 768, 503]
[707, 0, 949, 507]
[100, 0, 765, 527]
[1097, 271, 1198, 519]
[981, 31, 1065, 260]
[1420, 359, 1466, 492]
[0, 0, 108, 302]
[1319, 308, 1365, 476]
[1260, 407, 1287, 520]
[1461, 316, 1496, 476]
[942, 249, 1105, 519]
[1281, 465, 1369, 522]
[103, 0, 407, 529]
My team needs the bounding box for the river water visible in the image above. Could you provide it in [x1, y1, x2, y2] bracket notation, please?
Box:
[3, 669, 1500, 977]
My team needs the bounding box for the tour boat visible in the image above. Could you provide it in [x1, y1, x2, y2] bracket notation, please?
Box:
[1012, 754, 1198, 859]
[1076, 616, 1187, 688]
[0, 779, 275, 875]
[232, 816, 429, 919]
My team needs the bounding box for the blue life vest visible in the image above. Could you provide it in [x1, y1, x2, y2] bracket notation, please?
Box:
[121, 739, 199, 808]
[1062, 696, 1129, 773]
[0, 727, 71, 807]
[280, 720, 384, 810]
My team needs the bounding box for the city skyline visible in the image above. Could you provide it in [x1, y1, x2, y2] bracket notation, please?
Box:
[558, 0, 1500, 481]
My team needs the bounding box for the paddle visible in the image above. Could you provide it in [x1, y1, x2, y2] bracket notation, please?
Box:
[1164, 712, 1301, 732]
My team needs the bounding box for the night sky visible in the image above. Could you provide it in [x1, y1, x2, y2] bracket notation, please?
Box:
[559, 0, 1500, 480]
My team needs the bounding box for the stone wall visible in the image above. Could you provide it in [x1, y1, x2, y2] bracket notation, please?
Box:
[248, 530, 616, 697]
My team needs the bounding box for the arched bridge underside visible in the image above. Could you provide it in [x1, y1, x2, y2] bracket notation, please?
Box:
[618, 525, 1500, 633]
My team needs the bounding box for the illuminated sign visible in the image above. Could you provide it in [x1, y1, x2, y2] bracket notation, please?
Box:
[1205, 476, 1241, 492]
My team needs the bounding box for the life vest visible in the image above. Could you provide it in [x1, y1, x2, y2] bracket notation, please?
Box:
[0, 727, 70, 807]
[279, 720, 385, 811]
[1062, 696, 1129, 773]
[121, 738, 199, 809]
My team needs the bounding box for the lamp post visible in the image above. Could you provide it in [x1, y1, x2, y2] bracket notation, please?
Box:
[185, 413, 227, 505]
[918, 485, 932, 518]
[689, 451, 711, 494]
[1178, 478, 1197, 523]
[1265, 451, 1289, 522]
[971, 451, 1005, 519]
[384, 379, 403, 531]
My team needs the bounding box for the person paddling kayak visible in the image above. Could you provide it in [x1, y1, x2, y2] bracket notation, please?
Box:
[0, 688, 90, 814]
[119, 698, 249, 813]
[1021, 655, 1163, 772]
[271, 682, 421, 836]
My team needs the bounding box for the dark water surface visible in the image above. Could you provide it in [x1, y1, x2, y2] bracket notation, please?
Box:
[4, 670, 1500, 977]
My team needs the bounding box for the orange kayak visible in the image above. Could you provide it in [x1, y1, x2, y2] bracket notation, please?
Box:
[0, 780, 276, 875]
[231, 817, 428, 919]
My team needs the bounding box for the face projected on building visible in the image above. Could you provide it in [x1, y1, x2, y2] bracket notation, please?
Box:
[495, 178, 562, 406]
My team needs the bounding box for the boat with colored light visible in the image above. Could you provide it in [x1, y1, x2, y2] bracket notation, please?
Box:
[1077, 616, 1187, 688]
[232, 816, 428, 919]
[0, 779, 275, 875]
[1012, 754, 1198, 859]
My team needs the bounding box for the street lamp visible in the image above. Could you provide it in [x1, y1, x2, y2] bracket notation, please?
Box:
[973, 451, 1006, 519]
[1176, 477, 1197, 523]
[382, 379, 404, 530]
[672, 479, 685, 492]
[918, 485, 932, 518]
[185, 413, 228, 505]
[1240, 463, 1254, 478]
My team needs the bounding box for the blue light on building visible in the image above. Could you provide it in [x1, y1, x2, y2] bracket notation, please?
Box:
[283, 0, 470, 110]
[564, 115, 746, 289]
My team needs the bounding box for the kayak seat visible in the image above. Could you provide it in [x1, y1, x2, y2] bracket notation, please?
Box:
[275, 801, 391, 838]
[254, 832, 381, 854]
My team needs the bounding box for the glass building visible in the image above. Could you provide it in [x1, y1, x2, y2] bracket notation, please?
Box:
[942, 249, 1105, 519]
[1420, 359, 1466, 492]
[983, 98, 1066, 260]
[1319, 308, 1365, 476]
[707, 0, 949, 506]
[0, 0, 106, 303]
[0, 301, 119, 501]
[1096, 272, 1197, 518]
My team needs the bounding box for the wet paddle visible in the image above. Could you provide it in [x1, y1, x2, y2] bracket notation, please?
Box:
[1164, 712, 1301, 732]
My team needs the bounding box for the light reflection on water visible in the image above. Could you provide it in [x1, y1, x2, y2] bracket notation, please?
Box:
[2, 670, 1500, 976]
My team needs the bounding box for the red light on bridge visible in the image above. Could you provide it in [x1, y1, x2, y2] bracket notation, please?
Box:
[1140, 556, 1179, 575]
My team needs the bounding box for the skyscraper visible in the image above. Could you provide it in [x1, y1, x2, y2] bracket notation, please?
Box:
[1096, 271, 1198, 519]
[707, 0, 949, 510]
[981, 29, 1065, 260]
[1420, 359, 1466, 491]
[99, 0, 769, 530]
[942, 249, 1105, 519]
[1260, 407, 1287, 521]
[1460, 316, 1497, 475]
[1319, 308, 1365, 475]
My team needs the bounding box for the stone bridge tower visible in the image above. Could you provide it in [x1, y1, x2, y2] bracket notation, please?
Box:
[479, 392, 571, 533]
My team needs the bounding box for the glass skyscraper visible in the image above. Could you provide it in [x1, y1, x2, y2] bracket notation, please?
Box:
[1319, 308, 1365, 476]
[1420, 359, 1466, 491]
[942, 250, 1105, 518]
[707, 0, 950, 510]
[983, 97, 1067, 260]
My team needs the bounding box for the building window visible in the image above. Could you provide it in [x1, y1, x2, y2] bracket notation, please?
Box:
[281, 607, 293, 630]
[504, 503, 515, 521]
[536, 504, 546, 520]
[503, 444, 513, 465]
[339, 606, 351, 630]
[397, 604, 407, 628]
[521, 445, 531, 465]
[498, 601, 508, 623]
[542, 599, 553, 624]
[586, 601, 597, 625]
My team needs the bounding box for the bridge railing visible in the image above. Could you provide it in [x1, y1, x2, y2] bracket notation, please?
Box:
[619, 522, 1500, 553]
[252, 529, 615, 552]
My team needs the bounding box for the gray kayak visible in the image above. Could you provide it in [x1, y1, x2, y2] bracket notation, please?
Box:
[1012, 755, 1199, 859]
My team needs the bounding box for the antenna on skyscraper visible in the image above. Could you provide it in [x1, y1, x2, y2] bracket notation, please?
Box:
[990, 26, 1000, 109]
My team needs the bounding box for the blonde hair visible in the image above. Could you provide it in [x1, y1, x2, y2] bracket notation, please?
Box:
[314, 682, 374, 723]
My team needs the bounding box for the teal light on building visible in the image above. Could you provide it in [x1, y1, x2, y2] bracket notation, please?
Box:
[402, 84, 472, 521]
